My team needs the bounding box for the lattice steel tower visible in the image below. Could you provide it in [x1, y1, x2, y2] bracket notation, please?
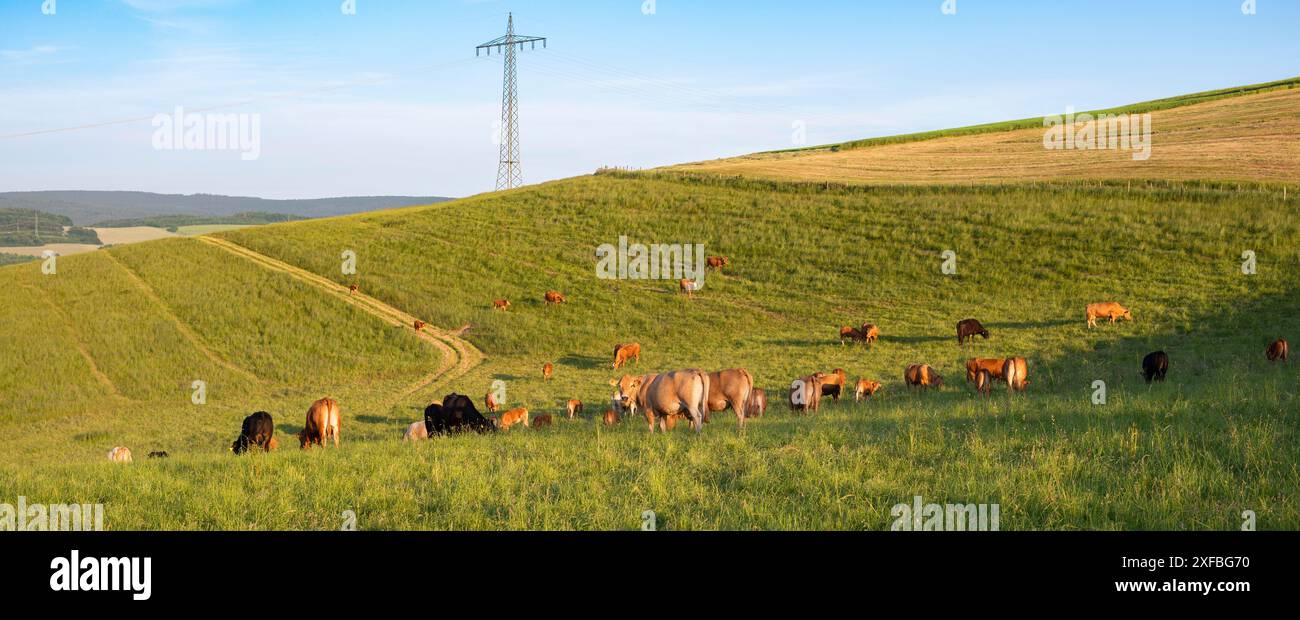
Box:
[477, 13, 547, 190]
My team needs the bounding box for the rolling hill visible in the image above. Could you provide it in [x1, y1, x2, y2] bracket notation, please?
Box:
[1, 82, 1297, 530]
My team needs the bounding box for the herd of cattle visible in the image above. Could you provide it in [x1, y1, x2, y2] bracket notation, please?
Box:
[104, 279, 1294, 459]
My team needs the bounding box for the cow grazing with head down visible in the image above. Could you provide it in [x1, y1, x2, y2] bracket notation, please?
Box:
[349, 284, 358, 296]
[975, 369, 994, 396]
[854, 379, 881, 401]
[565, 399, 583, 420]
[232, 411, 276, 454]
[498, 407, 530, 430]
[745, 388, 767, 418]
[706, 368, 754, 428]
[1266, 339, 1289, 363]
[904, 365, 943, 390]
[679, 279, 697, 298]
[611, 370, 711, 433]
[108, 446, 133, 463]
[544, 291, 567, 305]
[493, 299, 511, 311]
[299, 398, 341, 449]
[860, 324, 880, 346]
[425, 394, 496, 435]
[820, 368, 848, 400]
[1002, 357, 1029, 392]
[956, 319, 990, 345]
[403, 421, 428, 441]
[789, 373, 825, 414]
[707, 256, 730, 270]
[1086, 302, 1132, 328]
[413, 320, 426, 332]
[531, 414, 553, 429]
[484, 392, 501, 413]
[542, 363, 554, 381]
[839, 326, 857, 343]
[1141, 351, 1169, 384]
[965, 358, 1006, 384]
[613, 343, 642, 369]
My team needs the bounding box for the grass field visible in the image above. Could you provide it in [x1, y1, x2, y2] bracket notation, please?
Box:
[1, 85, 1298, 530]
[175, 224, 256, 236]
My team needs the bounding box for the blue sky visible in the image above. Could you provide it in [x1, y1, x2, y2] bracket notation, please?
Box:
[1, 0, 1296, 198]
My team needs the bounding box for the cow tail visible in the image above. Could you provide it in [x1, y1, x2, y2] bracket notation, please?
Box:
[696, 370, 711, 427]
[739, 369, 755, 419]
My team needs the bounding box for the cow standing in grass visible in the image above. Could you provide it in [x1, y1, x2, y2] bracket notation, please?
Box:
[1086, 302, 1132, 328]
[1267, 339, 1289, 363]
[956, 318, 990, 345]
[612, 343, 641, 369]
[820, 368, 848, 400]
[232, 411, 276, 454]
[425, 394, 495, 435]
[1002, 358, 1029, 392]
[706, 368, 754, 428]
[854, 379, 881, 401]
[975, 369, 994, 397]
[904, 365, 943, 390]
[611, 371, 711, 433]
[746, 388, 768, 418]
[1141, 351, 1169, 384]
[789, 373, 825, 414]
[299, 398, 341, 449]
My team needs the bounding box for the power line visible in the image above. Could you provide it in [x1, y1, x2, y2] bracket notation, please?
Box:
[477, 13, 547, 191]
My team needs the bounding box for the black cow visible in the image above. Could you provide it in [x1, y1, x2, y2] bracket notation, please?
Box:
[424, 394, 495, 436]
[1142, 351, 1169, 384]
[232, 411, 275, 454]
[956, 319, 990, 345]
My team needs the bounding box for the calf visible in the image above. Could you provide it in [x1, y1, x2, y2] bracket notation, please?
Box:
[860, 323, 880, 346]
[789, 373, 825, 414]
[484, 391, 501, 413]
[531, 414, 553, 429]
[1086, 302, 1132, 328]
[707, 256, 730, 270]
[965, 358, 1006, 383]
[745, 388, 768, 418]
[1002, 357, 1029, 392]
[413, 320, 426, 332]
[603, 409, 620, 426]
[544, 290, 566, 305]
[499, 407, 530, 430]
[147, 450, 169, 459]
[975, 369, 994, 396]
[679, 278, 697, 298]
[904, 364, 943, 390]
[542, 362, 554, 381]
[107, 446, 133, 463]
[349, 284, 358, 296]
[1266, 338, 1289, 363]
[493, 299, 511, 311]
[956, 319, 989, 345]
[820, 368, 847, 400]
[425, 394, 496, 435]
[403, 421, 428, 441]
[853, 379, 881, 401]
[565, 399, 584, 420]
[1141, 351, 1169, 384]
[613, 343, 642, 369]
[298, 397, 341, 449]
[231, 411, 276, 454]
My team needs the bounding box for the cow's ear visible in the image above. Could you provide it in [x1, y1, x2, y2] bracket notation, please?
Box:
[608, 378, 618, 386]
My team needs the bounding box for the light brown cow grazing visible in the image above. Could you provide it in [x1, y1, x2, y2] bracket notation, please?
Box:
[499, 407, 530, 430]
[413, 320, 426, 332]
[403, 421, 428, 441]
[603, 409, 620, 426]
[1002, 357, 1029, 392]
[1266, 338, 1290, 363]
[904, 365, 943, 389]
[745, 388, 768, 418]
[107, 446, 132, 463]
[706, 368, 754, 428]
[707, 256, 730, 270]
[485, 391, 501, 413]
[565, 399, 584, 420]
[861, 323, 880, 345]
[613, 343, 642, 369]
[789, 373, 825, 414]
[349, 284, 359, 296]
[544, 291, 566, 305]
[965, 358, 1007, 383]
[679, 279, 697, 298]
[854, 379, 881, 401]
[611, 370, 711, 433]
[299, 397, 341, 449]
[1086, 302, 1132, 328]
[531, 414, 553, 429]
[975, 369, 994, 397]
[542, 363, 554, 381]
[820, 368, 848, 400]
[493, 299, 511, 311]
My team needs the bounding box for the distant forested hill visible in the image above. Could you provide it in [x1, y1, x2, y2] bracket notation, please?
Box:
[0, 208, 101, 247]
[0, 191, 453, 226]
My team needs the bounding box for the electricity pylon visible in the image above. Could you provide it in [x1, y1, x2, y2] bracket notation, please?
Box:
[477, 13, 547, 191]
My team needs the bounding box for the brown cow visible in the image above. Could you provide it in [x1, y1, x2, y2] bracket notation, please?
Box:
[498, 407, 530, 430]
[493, 299, 511, 311]
[613, 343, 642, 369]
[485, 391, 501, 413]
[611, 371, 711, 433]
[544, 291, 567, 305]
[298, 397, 341, 449]
[348, 284, 359, 296]
[820, 368, 848, 400]
[860, 323, 880, 345]
[853, 379, 881, 401]
[904, 365, 943, 389]
[413, 320, 426, 332]
[403, 421, 428, 441]
[603, 409, 620, 426]
[707, 256, 730, 270]
[839, 326, 858, 343]
[107, 446, 132, 463]
[965, 358, 1007, 383]
[542, 362, 554, 381]
[706, 368, 754, 428]
[1002, 357, 1029, 392]
[745, 388, 768, 418]
[531, 414, 553, 429]
[789, 373, 825, 414]
[565, 399, 584, 420]
[1086, 302, 1132, 328]
[975, 369, 994, 396]
[679, 278, 697, 298]
[1266, 338, 1290, 363]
